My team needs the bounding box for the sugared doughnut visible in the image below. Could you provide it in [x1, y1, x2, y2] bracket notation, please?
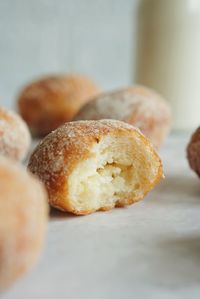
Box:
[187, 127, 200, 177]
[17, 74, 100, 136]
[0, 107, 31, 162]
[0, 157, 48, 291]
[28, 119, 163, 215]
[74, 86, 171, 147]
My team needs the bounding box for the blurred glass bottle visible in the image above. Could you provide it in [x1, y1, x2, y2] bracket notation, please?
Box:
[135, 0, 200, 131]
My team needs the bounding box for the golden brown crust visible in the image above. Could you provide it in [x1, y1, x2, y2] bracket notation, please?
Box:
[28, 119, 163, 215]
[0, 157, 48, 290]
[17, 74, 100, 137]
[187, 127, 200, 177]
[0, 106, 31, 162]
[74, 85, 171, 147]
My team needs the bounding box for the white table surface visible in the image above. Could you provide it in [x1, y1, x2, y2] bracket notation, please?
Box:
[3, 133, 200, 299]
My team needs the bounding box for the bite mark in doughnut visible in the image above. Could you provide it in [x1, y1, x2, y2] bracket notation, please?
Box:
[28, 119, 163, 215]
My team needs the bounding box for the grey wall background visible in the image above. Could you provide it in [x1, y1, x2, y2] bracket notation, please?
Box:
[0, 0, 139, 109]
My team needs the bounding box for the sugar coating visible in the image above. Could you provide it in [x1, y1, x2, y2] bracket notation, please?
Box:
[28, 119, 142, 189]
[21, 75, 98, 103]
[0, 107, 31, 161]
[18, 74, 100, 136]
[75, 86, 171, 147]
[28, 119, 163, 214]
[75, 86, 168, 120]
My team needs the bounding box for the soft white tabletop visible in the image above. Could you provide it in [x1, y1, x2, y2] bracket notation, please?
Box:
[3, 134, 200, 299]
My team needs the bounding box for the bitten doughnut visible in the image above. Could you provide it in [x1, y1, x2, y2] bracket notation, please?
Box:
[74, 86, 171, 147]
[0, 157, 48, 291]
[187, 126, 200, 177]
[0, 107, 31, 162]
[28, 119, 163, 215]
[18, 74, 100, 136]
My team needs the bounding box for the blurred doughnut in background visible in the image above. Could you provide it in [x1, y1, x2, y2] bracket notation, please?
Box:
[17, 74, 100, 137]
[75, 85, 171, 147]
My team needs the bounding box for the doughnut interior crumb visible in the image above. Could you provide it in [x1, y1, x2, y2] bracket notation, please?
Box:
[69, 135, 157, 213]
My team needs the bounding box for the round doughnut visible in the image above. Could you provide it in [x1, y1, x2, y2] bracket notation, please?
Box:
[17, 74, 100, 137]
[74, 85, 171, 147]
[0, 107, 31, 162]
[0, 157, 48, 291]
[187, 126, 200, 177]
[28, 119, 163, 215]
